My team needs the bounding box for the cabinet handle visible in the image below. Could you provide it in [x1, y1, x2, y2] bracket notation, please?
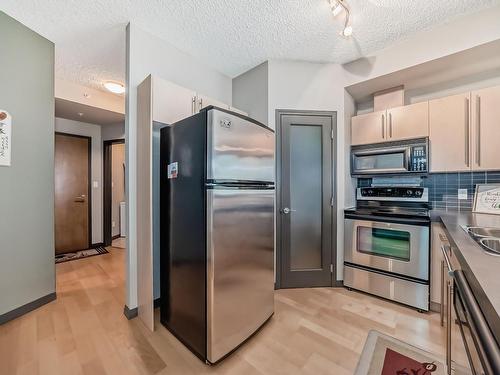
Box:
[389, 112, 393, 138]
[446, 280, 453, 374]
[198, 97, 203, 112]
[192, 96, 196, 114]
[465, 97, 470, 167]
[476, 95, 481, 166]
[441, 244, 453, 275]
[440, 260, 445, 327]
[381, 114, 385, 139]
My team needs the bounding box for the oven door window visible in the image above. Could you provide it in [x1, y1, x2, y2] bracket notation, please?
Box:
[357, 227, 411, 261]
[353, 151, 407, 172]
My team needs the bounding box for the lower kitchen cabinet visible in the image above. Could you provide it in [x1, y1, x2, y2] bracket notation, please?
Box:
[430, 222, 445, 311]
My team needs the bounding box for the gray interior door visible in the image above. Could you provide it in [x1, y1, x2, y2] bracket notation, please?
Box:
[278, 112, 336, 288]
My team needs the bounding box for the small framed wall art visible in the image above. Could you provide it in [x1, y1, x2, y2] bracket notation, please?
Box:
[0, 110, 12, 167]
[473, 184, 500, 215]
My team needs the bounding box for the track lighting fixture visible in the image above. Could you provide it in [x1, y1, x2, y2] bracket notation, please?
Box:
[328, 0, 353, 38]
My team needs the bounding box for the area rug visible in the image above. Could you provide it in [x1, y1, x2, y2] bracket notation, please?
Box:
[55, 246, 109, 264]
[355, 330, 446, 375]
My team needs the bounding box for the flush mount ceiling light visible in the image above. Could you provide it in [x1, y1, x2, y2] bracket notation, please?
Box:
[328, 0, 353, 37]
[103, 81, 125, 94]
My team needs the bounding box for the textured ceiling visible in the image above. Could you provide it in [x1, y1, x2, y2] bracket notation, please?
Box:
[1, 0, 499, 92]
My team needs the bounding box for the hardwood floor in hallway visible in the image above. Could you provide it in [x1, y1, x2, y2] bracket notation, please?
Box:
[0, 248, 446, 375]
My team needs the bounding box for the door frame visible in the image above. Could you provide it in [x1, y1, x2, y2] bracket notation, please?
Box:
[55, 132, 92, 250]
[275, 110, 337, 289]
[103, 138, 125, 247]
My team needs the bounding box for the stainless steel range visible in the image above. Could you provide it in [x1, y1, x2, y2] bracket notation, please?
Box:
[344, 187, 430, 311]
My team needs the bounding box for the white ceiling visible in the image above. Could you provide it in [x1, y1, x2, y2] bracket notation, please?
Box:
[2, 0, 500, 92]
[55, 98, 125, 126]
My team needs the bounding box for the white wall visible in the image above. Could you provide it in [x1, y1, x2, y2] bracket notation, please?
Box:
[102, 122, 125, 141]
[55, 117, 103, 244]
[267, 60, 348, 280]
[232, 62, 269, 125]
[263, 6, 500, 281]
[125, 23, 233, 309]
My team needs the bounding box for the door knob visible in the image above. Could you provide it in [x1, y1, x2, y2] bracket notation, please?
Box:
[281, 207, 296, 214]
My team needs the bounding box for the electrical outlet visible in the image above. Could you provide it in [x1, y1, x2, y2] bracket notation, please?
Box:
[112, 221, 116, 228]
[458, 189, 468, 200]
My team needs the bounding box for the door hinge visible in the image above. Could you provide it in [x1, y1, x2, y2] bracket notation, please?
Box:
[330, 196, 334, 207]
[331, 129, 334, 140]
[330, 264, 333, 273]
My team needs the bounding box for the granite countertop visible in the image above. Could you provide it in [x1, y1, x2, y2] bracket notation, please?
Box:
[436, 210, 500, 343]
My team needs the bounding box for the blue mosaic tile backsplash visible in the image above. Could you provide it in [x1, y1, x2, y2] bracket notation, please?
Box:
[357, 171, 500, 211]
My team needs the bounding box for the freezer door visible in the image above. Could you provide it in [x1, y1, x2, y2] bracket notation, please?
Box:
[206, 188, 274, 363]
[207, 109, 274, 183]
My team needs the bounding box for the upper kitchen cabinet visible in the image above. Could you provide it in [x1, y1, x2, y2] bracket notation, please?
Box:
[152, 78, 197, 124]
[197, 94, 229, 112]
[429, 93, 471, 172]
[351, 110, 386, 145]
[471, 86, 500, 171]
[386, 102, 429, 141]
[351, 102, 429, 146]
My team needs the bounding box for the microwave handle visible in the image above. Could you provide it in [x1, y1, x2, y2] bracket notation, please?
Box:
[405, 147, 412, 172]
[352, 147, 409, 157]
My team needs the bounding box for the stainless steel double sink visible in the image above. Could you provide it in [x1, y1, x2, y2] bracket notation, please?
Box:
[462, 226, 500, 256]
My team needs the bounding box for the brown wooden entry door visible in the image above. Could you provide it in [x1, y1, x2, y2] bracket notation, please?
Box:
[55, 133, 90, 254]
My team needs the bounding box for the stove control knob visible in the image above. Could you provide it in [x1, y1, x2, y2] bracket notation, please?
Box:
[416, 190, 423, 196]
[406, 189, 413, 196]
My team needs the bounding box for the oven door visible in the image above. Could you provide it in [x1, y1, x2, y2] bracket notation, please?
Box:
[351, 147, 410, 176]
[344, 217, 429, 281]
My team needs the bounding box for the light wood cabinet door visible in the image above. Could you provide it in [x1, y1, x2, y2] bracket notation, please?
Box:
[152, 78, 196, 124]
[196, 94, 229, 112]
[429, 93, 471, 172]
[430, 223, 446, 309]
[471, 85, 500, 171]
[387, 101, 429, 141]
[351, 110, 386, 145]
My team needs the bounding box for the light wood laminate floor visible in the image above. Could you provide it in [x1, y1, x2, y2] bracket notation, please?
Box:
[0, 247, 446, 374]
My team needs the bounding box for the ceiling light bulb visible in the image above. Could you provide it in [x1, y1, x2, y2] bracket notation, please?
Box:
[104, 81, 125, 94]
[342, 25, 353, 37]
[331, 1, 344, 16]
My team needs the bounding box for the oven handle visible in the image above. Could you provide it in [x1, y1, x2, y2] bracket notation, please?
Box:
[344, 213, 430, 226]
[454, 270, 500, 374]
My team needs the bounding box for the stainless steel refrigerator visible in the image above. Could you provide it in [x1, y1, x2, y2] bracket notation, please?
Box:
[160, 106, 275, 364]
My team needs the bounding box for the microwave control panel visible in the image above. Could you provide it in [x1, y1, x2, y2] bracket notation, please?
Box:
[410, 146, 427, 172]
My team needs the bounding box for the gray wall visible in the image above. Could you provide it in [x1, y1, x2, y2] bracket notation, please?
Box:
[232, 62, 269, 125]
[102, 122, 125, 141]
[0, 12, 55, 315]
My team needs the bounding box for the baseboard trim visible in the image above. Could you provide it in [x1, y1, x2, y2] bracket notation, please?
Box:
[91, 242, 104, 248]
[333, 280, 344, 287]
[0, 292, 56, 325]
[123, 305, 138, 320]
[112, 234, 120, 240]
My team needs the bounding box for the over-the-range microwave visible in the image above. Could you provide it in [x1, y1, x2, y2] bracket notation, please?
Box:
[351, 137, 429, 176]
